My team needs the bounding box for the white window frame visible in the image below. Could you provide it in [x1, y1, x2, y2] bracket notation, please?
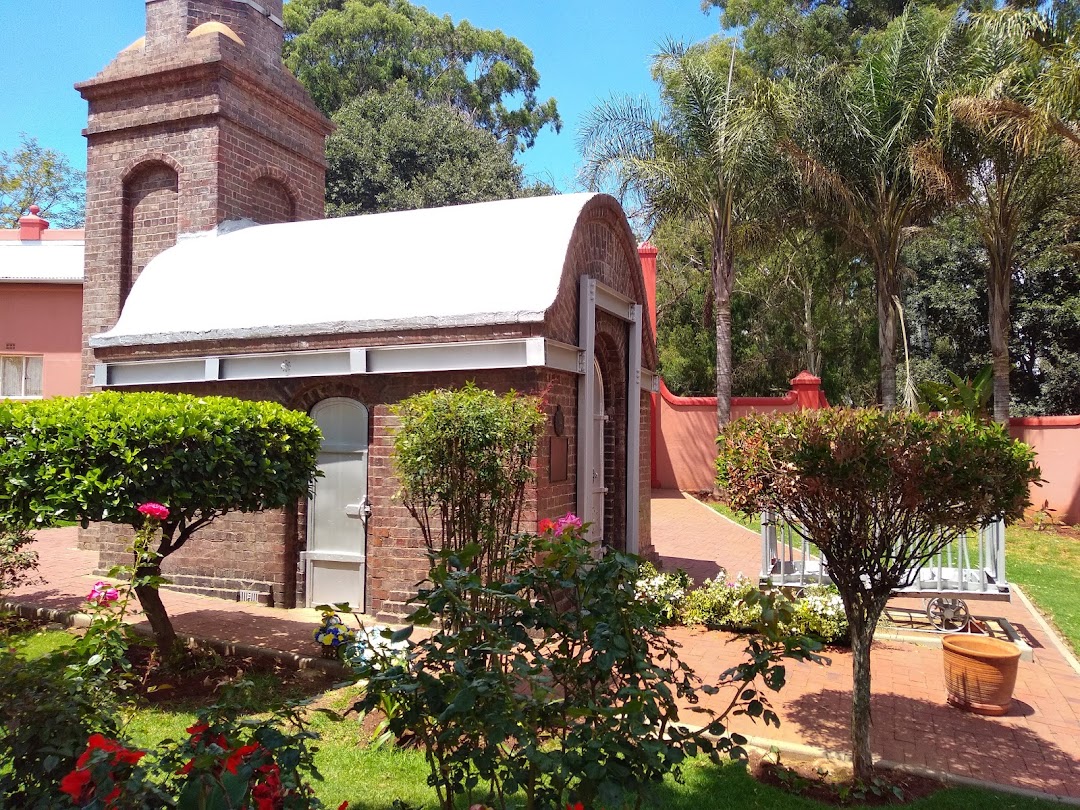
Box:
[1, 355, 44, 399]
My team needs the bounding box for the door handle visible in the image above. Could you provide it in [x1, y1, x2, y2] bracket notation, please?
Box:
[345, 498, 371, 520]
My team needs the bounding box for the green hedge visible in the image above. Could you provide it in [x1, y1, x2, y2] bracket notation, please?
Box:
[0, 392, 321, 532]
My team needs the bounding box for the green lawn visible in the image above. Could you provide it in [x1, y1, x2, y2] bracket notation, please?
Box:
[709, 502, 761, 534]
[706, 502, 1080, 654]
[1002, 525, 1080, 654]
[1, 625, 1066, 809]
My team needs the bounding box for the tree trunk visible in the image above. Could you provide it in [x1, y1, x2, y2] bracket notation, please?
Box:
[803, 279, 821, 376]
[134, 562, 179, 652]
[849, 617, 875, 783]
[876, 268, 898, 411]
[713, 222, 734, 431]
[987, 239, 1013, 425]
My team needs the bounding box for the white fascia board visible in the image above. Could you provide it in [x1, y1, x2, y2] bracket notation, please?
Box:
[96, 337, 586, 387]
[594, 282, 636, 322]
[544, 340, 585, 374]
[640, 368, 660, 392]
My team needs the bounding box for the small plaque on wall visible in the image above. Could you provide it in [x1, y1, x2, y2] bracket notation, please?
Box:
[549, 436, 569, 483]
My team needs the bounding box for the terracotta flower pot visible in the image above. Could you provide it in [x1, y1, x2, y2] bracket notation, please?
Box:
[942, 635, 1021, 715]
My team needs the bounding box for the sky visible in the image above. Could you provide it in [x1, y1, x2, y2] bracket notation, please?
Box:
[0, 0, 724, 196]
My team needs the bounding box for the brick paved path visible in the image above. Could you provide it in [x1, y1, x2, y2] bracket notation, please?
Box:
[10, 497, 1080, 800]
[651, 491, 1080, 799]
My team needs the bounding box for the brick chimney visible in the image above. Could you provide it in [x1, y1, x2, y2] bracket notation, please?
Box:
[17, 206, 49, 241]
[145, 0, 286, 67]
[77, 0, 331, 393]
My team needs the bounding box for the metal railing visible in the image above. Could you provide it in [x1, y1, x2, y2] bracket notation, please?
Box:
[760, 511, 1009, 599]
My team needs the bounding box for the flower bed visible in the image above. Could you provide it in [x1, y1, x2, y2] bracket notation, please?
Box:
[636, 562, 849, 645]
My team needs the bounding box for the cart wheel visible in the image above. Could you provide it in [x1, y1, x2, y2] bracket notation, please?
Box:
[926, 597, 970, 632]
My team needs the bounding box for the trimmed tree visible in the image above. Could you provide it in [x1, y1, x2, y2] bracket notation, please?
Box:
[716, 408, 1040, 781]
[0, 393, 321, 652]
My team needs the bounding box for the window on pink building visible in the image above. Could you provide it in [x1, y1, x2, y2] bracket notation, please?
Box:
[1, 356, 43, 398]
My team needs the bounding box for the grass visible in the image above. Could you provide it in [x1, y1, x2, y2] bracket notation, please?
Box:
[708, 502, 761, 534]
[1001, 524, 1080, 653]
[2, 625, 1067, 809]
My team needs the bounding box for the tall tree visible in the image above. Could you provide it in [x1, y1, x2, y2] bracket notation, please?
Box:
[0, 134, 85, 228]
[905, 180, 1080, 417]
[580, 40, 790, 428]
[788, 6, 969, 408]
[325, 89, 550, 216]
[284, 0, 560, 152]
[702, 0, 958, 76]
[946, 7, 1080, 422]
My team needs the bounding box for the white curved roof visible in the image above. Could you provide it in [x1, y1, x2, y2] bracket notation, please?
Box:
[92, 193, 603, 348]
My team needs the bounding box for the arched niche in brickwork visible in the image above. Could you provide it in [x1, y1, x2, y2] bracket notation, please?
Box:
[248, 167, 297, 224]
[121, 159, 180, 304]
[594, 327, 627, 551]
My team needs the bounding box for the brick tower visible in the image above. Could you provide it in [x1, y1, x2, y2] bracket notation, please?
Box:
[77, 0, 332, 389]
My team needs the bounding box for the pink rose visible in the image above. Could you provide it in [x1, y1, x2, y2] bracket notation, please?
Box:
[87, 581, 119, 603]
[553, 512, 583, 535]
[137, 502, 169, 520]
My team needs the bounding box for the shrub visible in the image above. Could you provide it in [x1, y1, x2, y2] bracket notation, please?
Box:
[392, 384, 544, 553]
[355, 522, 823, 810]
[0, 650, 122, 809]
[378, 384, 823, 807]
[634, 561, 689, 624]
[788, 585, 848, 645]
[0, 526, 40, 601]
[717, 408, 1040, 780]
[0, 392, 321, 651]
[59, 686, 329, 809]
[392, 384, 545, 630]
[0, 506, 167, 807]
[637, 565, 850, 645]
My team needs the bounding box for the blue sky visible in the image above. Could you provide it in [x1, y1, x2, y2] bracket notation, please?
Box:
[0, 1, 723, 195]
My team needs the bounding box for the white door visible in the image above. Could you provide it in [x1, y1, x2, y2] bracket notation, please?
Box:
[306, 398, 369, 609]
[590, 361, 606, 544]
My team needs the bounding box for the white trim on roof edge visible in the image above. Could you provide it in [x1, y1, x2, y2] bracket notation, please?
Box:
[94, 337, 585, 388]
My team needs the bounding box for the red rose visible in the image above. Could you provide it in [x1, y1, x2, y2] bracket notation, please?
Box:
[59, 767, 92, 801]
[137, 502, 170, 520]
[225, 742, 261, 774]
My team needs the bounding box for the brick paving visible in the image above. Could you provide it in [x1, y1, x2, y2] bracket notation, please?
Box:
[10, 496, 1080, 800]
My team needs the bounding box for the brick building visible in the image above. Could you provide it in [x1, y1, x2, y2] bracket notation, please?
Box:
[79, 1, 657, 619]
[0, 209, 84, 399]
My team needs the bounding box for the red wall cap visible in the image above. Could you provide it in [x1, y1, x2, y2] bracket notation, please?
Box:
[18, 205, 49, 240]
[1009, 415, 1080, 427]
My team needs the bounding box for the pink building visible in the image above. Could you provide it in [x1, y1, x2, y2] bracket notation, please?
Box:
[0, 207, 84, 399]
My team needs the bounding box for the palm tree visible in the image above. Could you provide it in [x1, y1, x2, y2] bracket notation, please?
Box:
[788, 6, 969, 409]
[948, 7, 1080, 423]
[579, 40, 790, 429]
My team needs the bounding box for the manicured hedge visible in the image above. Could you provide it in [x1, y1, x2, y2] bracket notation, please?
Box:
[0, 392, 321, 533]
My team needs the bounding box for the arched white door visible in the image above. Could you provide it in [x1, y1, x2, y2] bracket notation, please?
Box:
[306, 398, 368, 609]
[589, 361, 606, 544]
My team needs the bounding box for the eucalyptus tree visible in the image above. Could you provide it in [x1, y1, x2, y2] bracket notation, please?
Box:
[284, 0, 560, 152]
[946, 7, 1080, 422]
[789, 5, 970, 408]
[580, 40, 791, 428]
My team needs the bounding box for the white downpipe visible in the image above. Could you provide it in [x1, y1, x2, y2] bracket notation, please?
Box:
[625, 303, 642, 555]
[577, 277, 598, 534]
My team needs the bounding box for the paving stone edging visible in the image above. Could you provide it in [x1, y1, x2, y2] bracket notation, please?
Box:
[1, 599, 346, 675]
